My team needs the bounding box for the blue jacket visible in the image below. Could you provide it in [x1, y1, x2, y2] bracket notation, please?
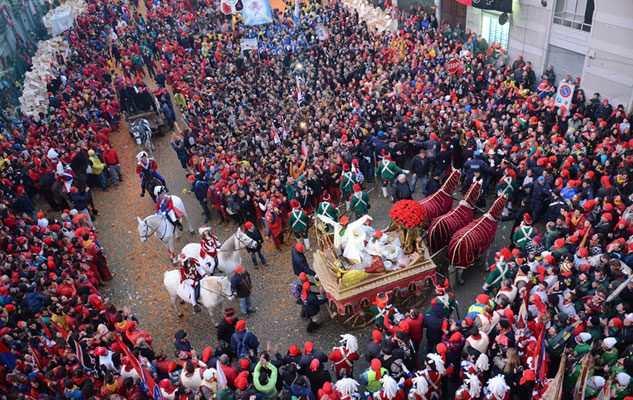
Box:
[291, 248, 315, 276]
[25, 291, 46, 313]
[230, 330, 260, 357]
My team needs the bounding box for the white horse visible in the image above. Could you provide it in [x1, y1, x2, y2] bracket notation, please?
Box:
[179, 228, 257, 275]
[136, 195, 194, 262]
[163, 272, 233, 325]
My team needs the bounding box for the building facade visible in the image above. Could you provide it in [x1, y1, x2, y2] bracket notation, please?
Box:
[439, 0, 633, 111]
[0, 0, 50, 106]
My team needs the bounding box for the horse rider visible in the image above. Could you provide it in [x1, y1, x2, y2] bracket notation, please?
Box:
[199, 226, 222, 270]
[154, 186, 183, 231]
[179, 255, 204, 313]
[136, 151, 167, 197]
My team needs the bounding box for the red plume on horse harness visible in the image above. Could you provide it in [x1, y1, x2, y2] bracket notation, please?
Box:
[447, 195, 508, 269]
[418, 167, 461, 223]
[426, 178, 482, 253]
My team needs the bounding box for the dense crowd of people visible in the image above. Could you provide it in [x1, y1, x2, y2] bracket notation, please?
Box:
[0, 0, 632, 397]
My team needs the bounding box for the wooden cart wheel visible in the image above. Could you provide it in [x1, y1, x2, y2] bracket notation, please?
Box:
[396, 280, 434, 310]
[328, 301, 339, 317]
[337, 302, 375, 330]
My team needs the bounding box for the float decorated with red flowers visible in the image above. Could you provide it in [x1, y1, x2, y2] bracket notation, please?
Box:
[389, 200, 427, 255]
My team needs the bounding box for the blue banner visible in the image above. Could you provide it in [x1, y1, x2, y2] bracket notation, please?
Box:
[242, 0, 273, 25]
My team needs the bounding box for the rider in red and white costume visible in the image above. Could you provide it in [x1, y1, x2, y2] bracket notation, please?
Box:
[329, 334, 360, 379]
[417, 353, 445, 400]
[453, 372, 482, 400]
[199, 226, 222, 263]
[179, 254, 204, 313]
[334, 378, 360, 400]
[484, 375, 510, 400]
[155, 186, 183, 231]
[375, 375, 404, 400]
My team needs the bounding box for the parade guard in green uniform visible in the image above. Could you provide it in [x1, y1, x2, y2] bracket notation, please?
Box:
[289, 199, 310, 250]
[340, 163, 356, 211]
[349, 184, 370, 220]
[376, 151, 408, 198]
[512, 213, 537, 251]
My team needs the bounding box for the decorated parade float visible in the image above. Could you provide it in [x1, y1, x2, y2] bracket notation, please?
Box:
[312, 199, 437, 329]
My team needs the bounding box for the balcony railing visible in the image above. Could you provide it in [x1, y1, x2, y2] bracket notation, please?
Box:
[553, 11, 592, 32]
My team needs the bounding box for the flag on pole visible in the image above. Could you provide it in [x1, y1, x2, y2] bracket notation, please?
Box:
[534, 327, 548, 381]
[216, 360, 228, 389]
[296, 75, 304, 106]
[271, 122, 281, 145]
[516, 282, 532, 329]
[28, 343, 45, 370]
[0, 340, 16, 371]
[50, 319, 69, 340]
[301, 142, 308, 158]
[115, 334, 164, 399]
[540, 356, 565, 400]
[573, 354, 594, 400]
[293, 0, 300, 22]
[68, 335, 96, 373]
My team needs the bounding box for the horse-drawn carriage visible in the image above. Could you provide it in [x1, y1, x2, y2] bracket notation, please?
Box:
[119, 86, 168, 139]
[312, 217, 437, 330]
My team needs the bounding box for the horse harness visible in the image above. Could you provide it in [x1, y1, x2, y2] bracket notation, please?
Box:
[141, 215, 172, 241]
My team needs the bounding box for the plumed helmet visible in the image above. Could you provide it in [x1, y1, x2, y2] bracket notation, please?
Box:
[154, 186, 166, 196]
[136, 151, 148, 160]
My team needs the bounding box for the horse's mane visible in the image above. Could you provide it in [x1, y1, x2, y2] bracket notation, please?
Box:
[220, 232, 235, 251]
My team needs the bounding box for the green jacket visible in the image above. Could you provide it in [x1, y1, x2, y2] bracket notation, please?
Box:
[317, 201, 337, 221]
[350, 191, 370, 216]
[289, 209, 309, 234]
[253, 362, 278, 399]
[376, 159, 402, 185]
[340, 171, 355, 194]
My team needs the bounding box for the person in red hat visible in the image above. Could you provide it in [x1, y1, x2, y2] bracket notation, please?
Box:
[512, 213, 536, 251]
[349, 184, 370, 219]
[376, 150, 408, 198]
[339, 163, 356, 211]
[243, 221, 266, 267]
[288, 199, 310, 250]
[291, 242, 315, 277]
[198, 226, 222, 267]
[230, 320, 259, 359]
[265, 202, 284, 250]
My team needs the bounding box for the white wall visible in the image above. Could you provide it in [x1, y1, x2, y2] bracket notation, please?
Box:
[582, 0, 633, 111]
[465, 0, 633, 110]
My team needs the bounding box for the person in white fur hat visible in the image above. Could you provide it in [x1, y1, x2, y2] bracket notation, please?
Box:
[571, 332, 593, 361]
[407, 374, 428, 400]
[454, 372, 482, 400]
[614, 372, 631, 399]
[199, 368, 218, 399]
[484, 375, 510, 400]
[334, 377, 360, 400]
[374, 375, 404, 400]
[600, 337, 619, 366]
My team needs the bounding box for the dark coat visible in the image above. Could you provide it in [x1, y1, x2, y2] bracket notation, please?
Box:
[423, 304, 446, 351]
[306, 367, 332, 397]
[245, 227, 264, 252]
[230, 272, 252, 298]
[424, 178, 441, 196]
[291, 248, 315, 276]
[217, 317, 236, 345]
[302, 291, 327, 318]
[392, 180, 412, 202]
[230, 330, 259, 357]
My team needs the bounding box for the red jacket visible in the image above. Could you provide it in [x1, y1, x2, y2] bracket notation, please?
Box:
[405, 315, 424, 344]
